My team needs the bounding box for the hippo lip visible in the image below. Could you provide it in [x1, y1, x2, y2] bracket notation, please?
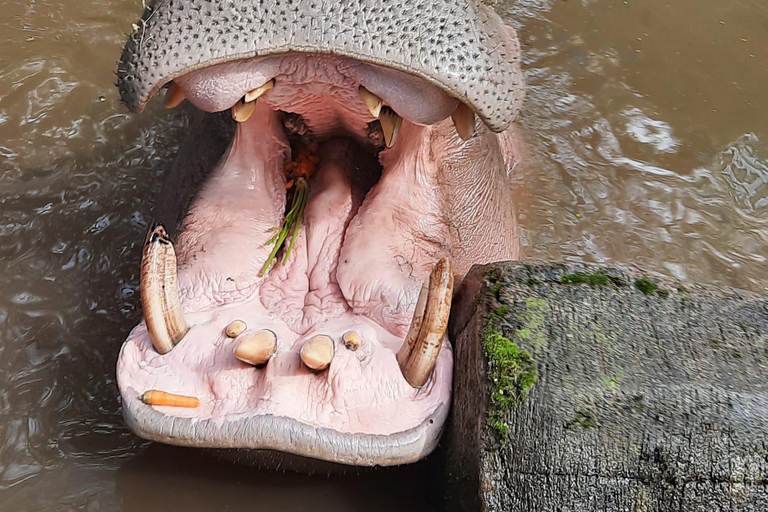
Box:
[116, 52, 463, 466]
[116, 0, 524, 132]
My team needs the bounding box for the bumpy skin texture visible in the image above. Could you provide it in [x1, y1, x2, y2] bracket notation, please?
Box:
[117, 0, 524, 131]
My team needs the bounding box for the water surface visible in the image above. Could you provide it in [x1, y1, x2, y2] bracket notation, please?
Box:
[0, 0, 766, 509]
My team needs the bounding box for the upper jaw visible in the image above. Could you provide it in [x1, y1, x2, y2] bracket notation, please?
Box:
[116, 0, 524, 131]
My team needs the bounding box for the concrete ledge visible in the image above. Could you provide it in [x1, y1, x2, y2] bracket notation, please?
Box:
[443, 262, 768, 512]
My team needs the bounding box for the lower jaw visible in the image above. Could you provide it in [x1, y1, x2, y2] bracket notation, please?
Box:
[117, 104, 454, 465]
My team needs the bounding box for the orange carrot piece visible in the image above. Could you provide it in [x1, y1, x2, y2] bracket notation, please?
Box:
[140, 390, 200, 408]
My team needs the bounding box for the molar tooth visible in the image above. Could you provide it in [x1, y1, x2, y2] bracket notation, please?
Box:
[225, 320, 247, 338]
[234, 329, 277, 366]
[358, 86, 383, 118]
[164, 81, 185, 109]
[231, 97, 257, 123]
[399, 258, 454, 387]
[379, 107, 403, 148]
[342, 331, 362, 351]
[451, 102, 476, 141]
[140, 223, 189, 354]
[301, 335, 335, 371]
[244, 79, 275, 103]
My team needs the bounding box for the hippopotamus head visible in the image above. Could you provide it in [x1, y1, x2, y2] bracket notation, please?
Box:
[115, 0, 524, 467]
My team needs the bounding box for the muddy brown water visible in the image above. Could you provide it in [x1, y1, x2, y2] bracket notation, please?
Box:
[0, 0, 766, 510]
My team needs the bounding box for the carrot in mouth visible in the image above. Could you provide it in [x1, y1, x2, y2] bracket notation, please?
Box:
[140, 390, 200, 408]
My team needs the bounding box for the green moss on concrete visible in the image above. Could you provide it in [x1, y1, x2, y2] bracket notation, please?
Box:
[635, 278, 658, 295]
[560, 271, 626, 288]
[483, 328, 538, 441]
[514, 298, 548, 351]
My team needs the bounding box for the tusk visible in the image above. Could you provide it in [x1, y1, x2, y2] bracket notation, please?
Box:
[396, 283, 429, 367]
[231, 97, 257, 123]
[451, 102, 476, 141]
[140, 223, 189, 354]
[164, 81, 185, 109]
[244, 79, 275, 103]
[234, 329, 277, 366]
[399, 258, 454, 387]
[379, 107, 403, 148]
[358, 86, 383, 118]
[300, 335, 335, 371]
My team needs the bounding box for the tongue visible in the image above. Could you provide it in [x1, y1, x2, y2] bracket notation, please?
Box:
[260, 140, 363, 333]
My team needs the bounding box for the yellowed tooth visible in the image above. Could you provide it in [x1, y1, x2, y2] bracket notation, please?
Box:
[300, 335, 335, 371]
[164, 81, 186, 109]
[396, 284, 428, 367]
[244, 79, 275, 103]
[358, 86, 383, 118]
[140, 224, 189, 354]
[342, 331, 362, 351]
[234, 329, 277, 366]
[451, 102, 476, 141]
[379, 107, 403, 148]
[225, 320, 247, 338]
[399, 258, 454, 387]
[231, 97, 257, 123]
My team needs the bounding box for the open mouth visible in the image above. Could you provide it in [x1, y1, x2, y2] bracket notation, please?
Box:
[117, 54, 473, 466]
[115, 0, 524, 467]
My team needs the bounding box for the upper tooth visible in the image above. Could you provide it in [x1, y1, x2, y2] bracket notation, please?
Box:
[140, 223, 189, 354]
[358, 87, 383, 118]
[451, 102, 476, 141]
[379, 107, 403, 148]
[164, 82, 185, 109]
[231, 97, 257, 123]
[244, 79, 275, 103]
[300, 335, 335, 371]
[399, 258, 454, 387]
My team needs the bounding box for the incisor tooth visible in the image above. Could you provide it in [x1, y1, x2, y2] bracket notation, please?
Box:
[140, 223, 189, 354]
[301, 335, 335, 371]
[244, 79, 275, 103]
[399, 258, 454, 387]
[234, 329, 277, 366]
[164, 82, 185, 109]
[225, 320, 247, 338]
[231, 97, 257, 123]
[379, 107, 403, 148]
[451, 102, 476, 141]
[358, 86, 383, 118]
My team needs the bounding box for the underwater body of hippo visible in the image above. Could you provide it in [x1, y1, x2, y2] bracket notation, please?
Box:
[116, 0, 524, 467]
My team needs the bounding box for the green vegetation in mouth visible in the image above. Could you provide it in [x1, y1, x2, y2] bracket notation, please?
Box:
[259, 177, 308, 277]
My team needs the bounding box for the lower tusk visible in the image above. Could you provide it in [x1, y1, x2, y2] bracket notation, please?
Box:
[451, 102, 476, 141]
[244, 79, 275, 103]
[232, 97, 257, 123]
[301, 335, 335, 371]
[379, 107, 403, 148]
[399, 258, 454, 387]
[234, 329, 277, 366]
[358, 86, 383, 118]
[396, 283, 429, 367]
[164, 81, 185, 109]
[140, 223, 189, 354]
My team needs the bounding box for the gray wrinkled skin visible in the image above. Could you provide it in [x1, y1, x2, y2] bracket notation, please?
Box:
[117, 0, 524, 132]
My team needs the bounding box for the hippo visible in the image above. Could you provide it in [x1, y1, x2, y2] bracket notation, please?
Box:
[115, 0, 524, 468]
